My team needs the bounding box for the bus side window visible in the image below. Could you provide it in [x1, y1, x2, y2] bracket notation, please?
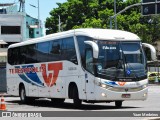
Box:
[61, 37, 78, 64]
[27, 44, 37, 64]
[48, 40, 62, 61]
[37, 41, 50, 62]
[11, 47, 20, 65]
[8, 48, 13, 65]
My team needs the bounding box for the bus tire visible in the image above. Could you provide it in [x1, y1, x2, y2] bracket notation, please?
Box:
[19, 86, 28, 104]
[51, 98, 65, 105]
[73, 86, 82, 108]
[115, 101, 122, 108]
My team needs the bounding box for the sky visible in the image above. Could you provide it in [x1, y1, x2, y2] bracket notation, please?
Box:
[0, 0, 67, 34]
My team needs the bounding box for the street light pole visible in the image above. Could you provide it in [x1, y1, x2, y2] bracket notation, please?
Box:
[58, 15, 61, 32]
[29, 0, 41, 37]
[110, 16, 113, 29]
[109, 1, 160, 29]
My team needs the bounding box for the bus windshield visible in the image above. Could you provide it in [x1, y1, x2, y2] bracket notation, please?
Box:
[97, 41, 147, 81]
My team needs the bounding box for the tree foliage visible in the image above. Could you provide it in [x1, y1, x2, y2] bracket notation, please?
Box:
[45, 0, 160, 43]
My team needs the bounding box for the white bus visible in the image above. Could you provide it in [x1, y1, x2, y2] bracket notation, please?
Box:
[7, 28, 156, 108]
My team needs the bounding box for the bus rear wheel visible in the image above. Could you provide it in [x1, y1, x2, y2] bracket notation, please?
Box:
[20, 86, 28, 104]
[115, 101, 122, 108]
[73, 86, 82, 108]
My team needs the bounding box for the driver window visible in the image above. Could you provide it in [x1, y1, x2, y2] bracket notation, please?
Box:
[86, 49, 94, 74]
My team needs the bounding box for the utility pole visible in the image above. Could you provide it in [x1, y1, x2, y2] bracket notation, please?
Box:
[19, 0, 26, 41]
[37, 0, 41, 37]
[38, 0, 40, 30]
[114, 0, 117, 29]
[19, 0, 25, 12]
[22, 0, 25, 12]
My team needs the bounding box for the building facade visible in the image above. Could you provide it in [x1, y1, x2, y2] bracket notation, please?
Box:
[0, 4, 43, 67]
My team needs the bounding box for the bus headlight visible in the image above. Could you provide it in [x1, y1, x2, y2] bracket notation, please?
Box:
[141, 84, 148, 89]
[101, 93, 107, 97]
[94, 80, 112, 89]
[100, 83, 111, 89]
[101, 84, 107, 88]
[143, 93, 147, 97]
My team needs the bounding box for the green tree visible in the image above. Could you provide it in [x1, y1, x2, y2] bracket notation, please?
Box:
[45, 0, 160, 44]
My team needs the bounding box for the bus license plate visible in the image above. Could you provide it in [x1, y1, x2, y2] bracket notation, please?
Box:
[122, 94, 131, 98]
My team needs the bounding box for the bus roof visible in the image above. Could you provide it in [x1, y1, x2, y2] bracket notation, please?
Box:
[9, 28, 141, 48]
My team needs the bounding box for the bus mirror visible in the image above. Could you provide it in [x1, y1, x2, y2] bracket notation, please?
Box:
[84, 41, 99, 59]
[142, 43, 157, 61]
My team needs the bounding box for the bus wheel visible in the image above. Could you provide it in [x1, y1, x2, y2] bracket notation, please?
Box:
[115, 101, 122, 108]
[51, 98, 65, 105]
[73, 86, 82, 108]
[20, 86, 28, 104]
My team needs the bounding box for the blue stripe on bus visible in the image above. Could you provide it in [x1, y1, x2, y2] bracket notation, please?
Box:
[104, 81, 118, 86]
[15, 66, 44, 87]
[22, 65, 44, 86]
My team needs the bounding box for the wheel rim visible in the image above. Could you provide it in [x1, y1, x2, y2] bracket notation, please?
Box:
[21, 88, 25, 101]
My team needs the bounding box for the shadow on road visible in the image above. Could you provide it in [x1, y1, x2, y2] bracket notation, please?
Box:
[7, 99, 141, 110]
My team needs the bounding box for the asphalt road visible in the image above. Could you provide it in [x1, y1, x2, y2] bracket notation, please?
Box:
[1, 85, 160, 120]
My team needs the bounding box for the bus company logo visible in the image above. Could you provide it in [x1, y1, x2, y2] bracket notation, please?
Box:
[118, 82, 126, 86]
[9, 62, 63, 87]
[41, 62, 62, 87]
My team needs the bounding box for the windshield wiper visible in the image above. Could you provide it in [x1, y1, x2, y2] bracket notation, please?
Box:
[119, 44, 139, 80]
[122, 52, 139, 80]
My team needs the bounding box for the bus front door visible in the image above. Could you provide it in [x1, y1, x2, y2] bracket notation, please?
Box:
[85, 49, 95, 100]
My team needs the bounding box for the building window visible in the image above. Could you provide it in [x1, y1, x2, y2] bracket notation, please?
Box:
[29, 28, 34, 38]
[36, 31, 39, 34]
[0, 9, 7, 14]
[1, 26, 21, 34]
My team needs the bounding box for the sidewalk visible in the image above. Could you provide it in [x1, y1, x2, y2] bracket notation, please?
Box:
[0, 92, 12, 97]
[149, 81, 160, 86]
[149, 83, 160, 86]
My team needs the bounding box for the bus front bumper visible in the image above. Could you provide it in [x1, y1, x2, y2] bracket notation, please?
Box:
[94, 86, 148, 101]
